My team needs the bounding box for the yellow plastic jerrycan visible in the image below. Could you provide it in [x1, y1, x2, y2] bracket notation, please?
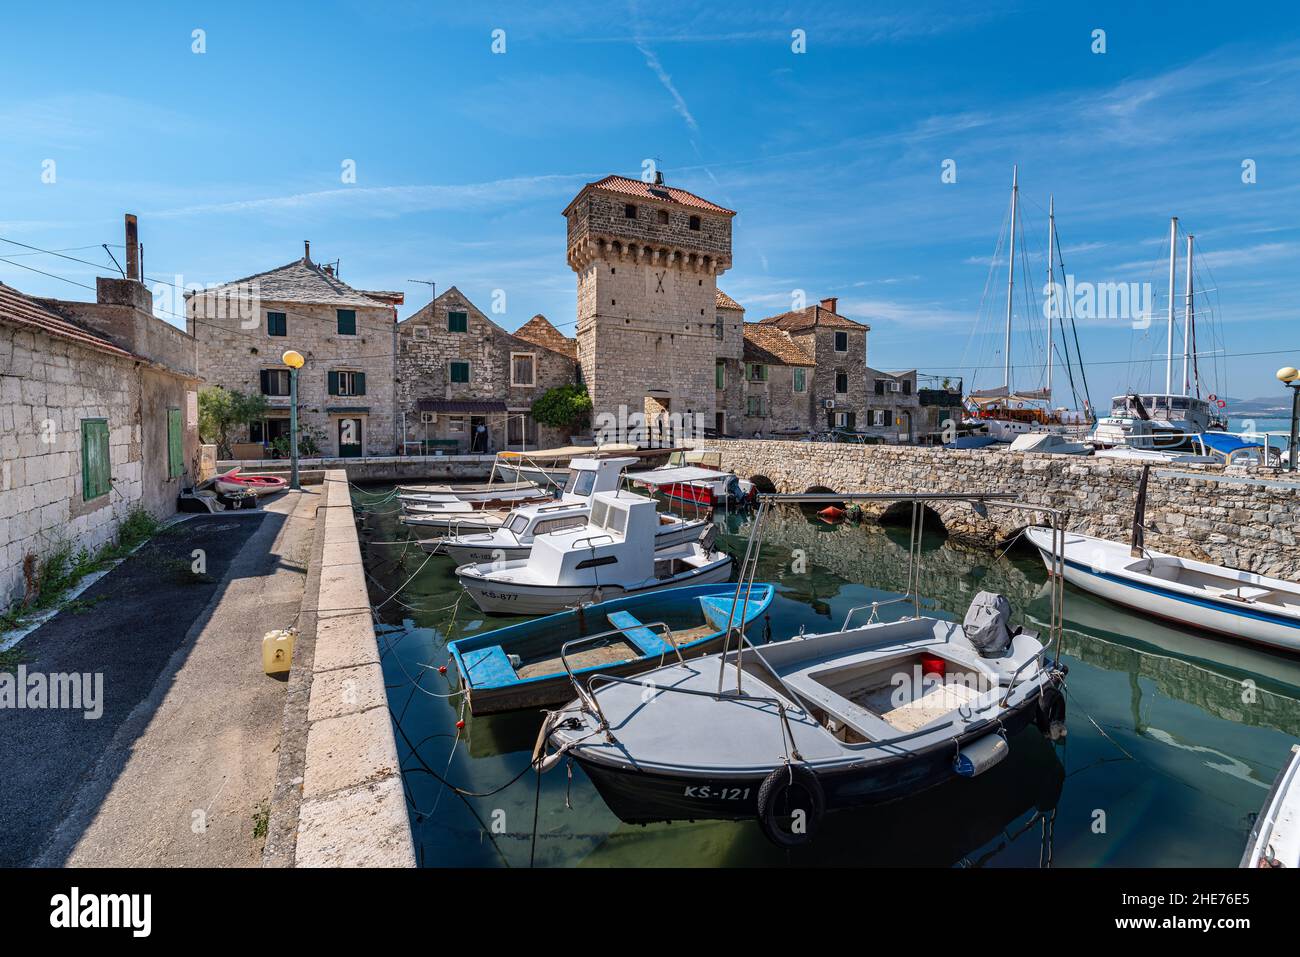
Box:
[262, 628, 297, 676]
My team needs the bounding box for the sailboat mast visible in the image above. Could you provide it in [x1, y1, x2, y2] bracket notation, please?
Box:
[1182, 234, 1194, 396]
[1003, 165, 1018, 392]
[1045, 194, 1055, 400]
[1164, 216, 1178, 395]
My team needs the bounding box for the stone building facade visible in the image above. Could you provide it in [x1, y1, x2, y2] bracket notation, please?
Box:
[862, 367, 921, 443]
[396, 288, 578, 453]
[186, 244, 403, 458]
[735, 322, 816, 437]
[1, 273, 199, 608]
[757, 296, 874, 435]
[565, 175, 736, 437]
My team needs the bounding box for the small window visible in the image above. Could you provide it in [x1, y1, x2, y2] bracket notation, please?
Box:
[834, 330, 848, 352]
[689, 215, 701, 231]
[337, 309, 357, 335]
[872, 410, 888, 427]
[535, 515, 586, 536]
[747, 363, 768, 382]
[656, 209, 669, 225]
[260, 369, 291, 396]
[330, 371, 366, 397]
[606, 507, 628, 535]
[510, 353, 536, 387]
[835, 371, 849, 394]
[715, 361, 726, 390]
[793, 369, 806, 393]
[624, 203, 637, 219]
[167, 407, 183, 479]
[572, 470, 597, 497]
[507, 513, 530, 535]
[450, 361, 470, 384]
[746, 395, 767, 416]
[714, 314, 724, 340]
[448, 311, 468, 333]
[902, 379, 912, 396]
[81, 418, 110, 500]
[833, 411, 849, 428]
[448, 416, 466, 433]
[267, 311, 287, 337]
[507, 411, 538, 446]
[591, 500, 609, 527]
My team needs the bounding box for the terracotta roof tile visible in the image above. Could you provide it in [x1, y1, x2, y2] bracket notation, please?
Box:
[742, 324, 815, 366]
[715, 289, 743, 311]
[514, 313, 577, 358]
[0, 282, 136, 360]
[759, 304, 870, 332]
[579, 175, 735, 215]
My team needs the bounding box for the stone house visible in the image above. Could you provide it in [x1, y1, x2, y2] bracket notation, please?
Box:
[1, 250, 199, 607]
[186, 243, 403, 458]
[396, 287, 578, 453]
[757, 296, 872, 434]
[863, 368, 921, 444]
[565, 174, 737, 437]
[735, 323, 816, 437]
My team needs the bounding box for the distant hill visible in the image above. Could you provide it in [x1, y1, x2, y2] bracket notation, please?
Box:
[1223, 396, 1291, 416]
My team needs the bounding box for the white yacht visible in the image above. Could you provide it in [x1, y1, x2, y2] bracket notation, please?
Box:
[1007, 431, 1093, 455]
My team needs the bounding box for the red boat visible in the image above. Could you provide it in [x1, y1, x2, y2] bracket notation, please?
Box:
[212, 467, 289, 496]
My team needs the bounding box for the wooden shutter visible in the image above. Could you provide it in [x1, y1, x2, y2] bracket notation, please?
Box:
[82, 419, 110, 500]
[327, 371, 339, 395]
[354, 372, 366, 396]
[260, 369, 271, 394]
[167, 408, 183, 478]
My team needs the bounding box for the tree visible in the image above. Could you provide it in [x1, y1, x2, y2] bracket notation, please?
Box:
[198, 386, 269, 457]
[531, 383, 593, 435]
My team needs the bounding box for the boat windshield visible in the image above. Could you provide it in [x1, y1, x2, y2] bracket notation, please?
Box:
[506, 513, 530, 534]
[563, 469, 596, 497]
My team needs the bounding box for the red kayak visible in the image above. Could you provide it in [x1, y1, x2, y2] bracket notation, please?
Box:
[212, 467, 288, 496]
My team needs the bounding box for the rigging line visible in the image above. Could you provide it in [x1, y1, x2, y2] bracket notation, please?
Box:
[1053, 228, 1094, 413]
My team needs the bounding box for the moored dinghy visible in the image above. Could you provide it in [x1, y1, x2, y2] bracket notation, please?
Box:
[541, 492, 1070, 846]
[448, 583, 774, 715]
[1242, 744, 1300, 868]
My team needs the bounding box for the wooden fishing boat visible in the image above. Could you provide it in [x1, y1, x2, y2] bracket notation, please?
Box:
[448, 582, 774, 715]
[1242, 744, 1300, 868]
[541, 491, 1070, 846]
[1025, 526, 1300, 653]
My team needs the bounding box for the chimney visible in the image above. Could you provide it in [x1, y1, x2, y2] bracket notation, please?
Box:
[124, 214, 140, 281]
[653, 170, 665, 186]
[819, 296, 838, 314]
[303, 240, 312, 263]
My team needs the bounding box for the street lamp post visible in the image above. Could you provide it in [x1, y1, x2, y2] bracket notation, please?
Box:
[1278, 366, 1300, 473]
[283, 350, 306, 490]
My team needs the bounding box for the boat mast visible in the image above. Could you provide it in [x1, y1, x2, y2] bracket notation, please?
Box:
[1003, 165, 1019, 393]
[1045, 194, 1055, 401]
[1164, 216, 1178, 395]
[1182, 233, 1194, 396]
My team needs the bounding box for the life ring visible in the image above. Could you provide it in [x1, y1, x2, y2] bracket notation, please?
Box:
[1035, 686, 1067, 741]
[756, 764, 825, 847]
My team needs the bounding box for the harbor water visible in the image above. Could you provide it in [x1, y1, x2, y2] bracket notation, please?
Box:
[354, 485, 1300, 867]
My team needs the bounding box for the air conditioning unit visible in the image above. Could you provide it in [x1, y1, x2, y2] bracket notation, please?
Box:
[420, 412, 437, 424]
[888, 381, 901, 393]
[823, 399, 836, 409]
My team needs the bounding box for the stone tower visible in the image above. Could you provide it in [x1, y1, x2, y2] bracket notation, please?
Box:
[563, 174, 735, 439]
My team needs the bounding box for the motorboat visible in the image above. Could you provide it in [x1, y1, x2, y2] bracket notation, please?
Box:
[400, 456, 632, 536]
[1093, 447, 1216, 464]
[494, 443, 639, 486]
[211, 467, 288, 496]
[426, 456, 708, 561]
[448, 583, 774, 715]
[1007, 432, 1093, 455]
[398, 481, 548, 507]
[456, 490, 734, 615]
[633, 450, 753, 506]
[1091, 394, 1221, 452]
[540, 490, 1070, 846]
[1242, 744, 1300, 868]
[1024, 526, 1300, 653]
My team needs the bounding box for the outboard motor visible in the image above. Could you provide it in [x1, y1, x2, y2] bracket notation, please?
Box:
[963, 591, 1015, 657]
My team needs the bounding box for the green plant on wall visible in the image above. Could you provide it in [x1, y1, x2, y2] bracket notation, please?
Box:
[198, 387, 269, 457]
[531, 384, 592, 434]
[270, 424, 324, 458]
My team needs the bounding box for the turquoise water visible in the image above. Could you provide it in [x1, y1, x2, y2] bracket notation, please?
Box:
[355, 488, 1300, 867]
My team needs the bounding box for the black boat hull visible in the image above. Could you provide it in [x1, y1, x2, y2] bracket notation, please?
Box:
[571, 677, 1057, 826]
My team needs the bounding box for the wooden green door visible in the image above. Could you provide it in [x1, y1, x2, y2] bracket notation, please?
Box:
[337, 417, 363, 458]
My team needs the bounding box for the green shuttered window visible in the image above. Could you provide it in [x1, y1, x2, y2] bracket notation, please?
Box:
[337, 309, 356, 335]
[267, 311, 287, 336]
[448, 311, 468, 333]
[450, 361, 470, 384]
[167, 408, 183, 479]
[82, 419, 110, 500]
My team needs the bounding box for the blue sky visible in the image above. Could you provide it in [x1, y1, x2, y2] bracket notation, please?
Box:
[2, 1, 1298, 407]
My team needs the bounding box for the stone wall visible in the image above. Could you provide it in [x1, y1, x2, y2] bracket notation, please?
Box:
[396, 288, 576, 451]
[188, 296, 398, 457]
[0, 326, 143, 605]
[696, 438, 1300, 580]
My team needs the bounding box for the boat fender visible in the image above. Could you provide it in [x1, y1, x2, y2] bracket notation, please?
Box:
[1035, 686, 1067, 741]
[953, 733, 1009, 778]
[756, 765, 825, 848]
[817, 506, 845, 520]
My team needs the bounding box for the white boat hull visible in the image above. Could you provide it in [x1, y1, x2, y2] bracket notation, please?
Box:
[439, 520, 706, 565]
[495, 462, 570, 487]
[458, 558, 733, 615]
[1025, 527, 1300, 653]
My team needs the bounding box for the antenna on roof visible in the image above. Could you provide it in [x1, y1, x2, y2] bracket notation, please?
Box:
[407, 279, 436, 304]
